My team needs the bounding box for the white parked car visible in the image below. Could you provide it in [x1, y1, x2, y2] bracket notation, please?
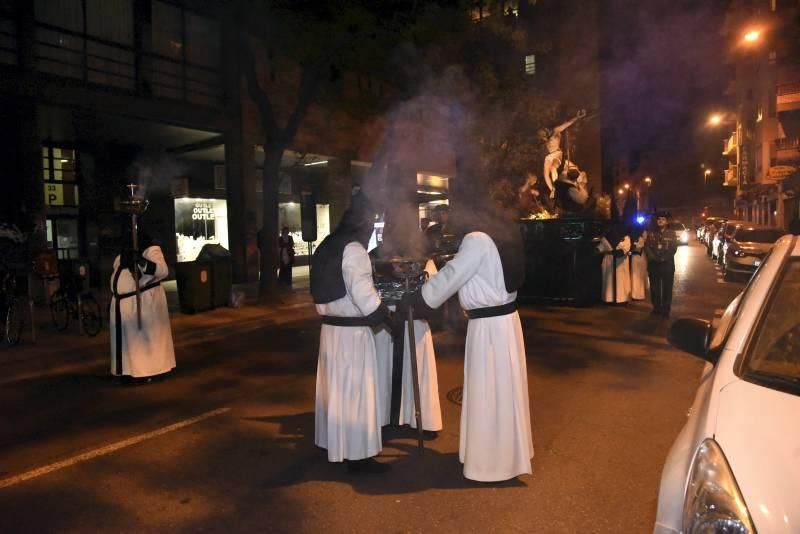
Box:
[655, 234, 800, 534]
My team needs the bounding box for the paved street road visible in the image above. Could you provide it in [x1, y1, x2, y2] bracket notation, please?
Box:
[0, 242, 744, 533]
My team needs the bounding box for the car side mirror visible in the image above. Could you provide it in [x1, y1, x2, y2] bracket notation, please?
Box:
[668, 318, 715, 364]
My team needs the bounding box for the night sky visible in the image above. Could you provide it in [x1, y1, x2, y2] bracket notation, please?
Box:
[600, 0, 732, 209]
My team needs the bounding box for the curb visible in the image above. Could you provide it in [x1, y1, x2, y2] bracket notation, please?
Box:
[0, 300, 316, 387]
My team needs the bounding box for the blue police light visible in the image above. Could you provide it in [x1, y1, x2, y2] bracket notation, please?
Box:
[636, 216, 646, 225]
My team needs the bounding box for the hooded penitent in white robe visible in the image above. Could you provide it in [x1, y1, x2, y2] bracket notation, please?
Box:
[597, 236, 632, 303]
[421, 232, 533, 482]
[631, 234, 649, 301]
[374, 260, 442, 431]
[315, 242, 383, 462]
[110, 245, 176, 378]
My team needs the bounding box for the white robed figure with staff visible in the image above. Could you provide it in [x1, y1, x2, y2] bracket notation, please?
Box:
[110, 219, 176, 381]
[406, 201, 533, 482]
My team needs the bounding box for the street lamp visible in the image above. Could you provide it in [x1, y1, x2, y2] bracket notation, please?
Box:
[617, 188, 624, 196]
[623, 183, 631, 190]
[709, 114, 722, 126]
[644, 176, 653, 186]
[743, 29, 761, 43]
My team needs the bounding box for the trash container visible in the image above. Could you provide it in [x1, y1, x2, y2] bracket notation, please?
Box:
[196, 244, 232, 308]
[175, 261, 212, 314]
[518, 218, 605, 306]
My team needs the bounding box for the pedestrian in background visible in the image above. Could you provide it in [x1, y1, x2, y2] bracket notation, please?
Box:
[277, 226, 295, 285]
[645, 211, 678, 317]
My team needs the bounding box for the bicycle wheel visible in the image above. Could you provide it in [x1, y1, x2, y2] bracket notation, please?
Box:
[80, 294, 102, 337]
[50, 291, 70, 331]
[5, 297, 23, 345]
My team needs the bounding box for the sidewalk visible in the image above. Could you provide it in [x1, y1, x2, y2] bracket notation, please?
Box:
[0, 270, 315, 386]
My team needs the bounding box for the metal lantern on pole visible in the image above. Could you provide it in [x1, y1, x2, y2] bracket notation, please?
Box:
[373, 257, 427, 453]
[118, 184, 149, 330]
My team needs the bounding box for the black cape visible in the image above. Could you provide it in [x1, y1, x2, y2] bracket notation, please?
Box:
[310, 233, 356, 304]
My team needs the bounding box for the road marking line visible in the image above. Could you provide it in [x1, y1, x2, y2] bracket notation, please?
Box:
[0, 407, 230, 489]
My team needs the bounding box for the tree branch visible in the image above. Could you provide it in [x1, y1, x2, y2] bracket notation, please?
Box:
[281, 34, 352, 145]
[240, 34, 279, 135]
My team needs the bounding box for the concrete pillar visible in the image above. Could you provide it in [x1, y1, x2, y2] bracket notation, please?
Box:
[328, 152, 353, 229]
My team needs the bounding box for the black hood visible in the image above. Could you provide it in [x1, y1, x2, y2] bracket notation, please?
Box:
[311, 192, 376, 304]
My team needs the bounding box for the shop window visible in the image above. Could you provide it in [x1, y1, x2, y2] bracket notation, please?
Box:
[47, 217, 80, 259]
[174, 198, 229, 262]
[42, 146, 80, 207]
[278, 202, 330, 256]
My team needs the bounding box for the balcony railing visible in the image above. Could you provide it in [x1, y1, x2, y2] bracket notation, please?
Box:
[724, 165, 738, 187]
[723, 132, 737, 156]
[775, 137, 800, 163]
[777, 82, 800, 112]
[32, 22, 221, 107]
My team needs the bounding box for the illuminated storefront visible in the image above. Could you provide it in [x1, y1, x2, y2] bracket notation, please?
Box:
[278, 201, 330, 257]
[174, 198, 229, 262]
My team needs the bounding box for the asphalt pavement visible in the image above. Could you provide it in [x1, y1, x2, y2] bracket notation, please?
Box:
[0, 241, 744, 533]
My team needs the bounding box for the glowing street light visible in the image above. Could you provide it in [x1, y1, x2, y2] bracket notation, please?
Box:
[644, 176, 653, 186]
[709, 114, 723, 126]
[617, 188, 624, 196]
[704, 169, 712, 177]
[623, 183, 631, 190]
[743, 29, 761, 43]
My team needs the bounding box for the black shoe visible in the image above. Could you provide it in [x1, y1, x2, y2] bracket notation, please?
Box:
[422, 430, 439, 440]
[345, 458, 391, 474]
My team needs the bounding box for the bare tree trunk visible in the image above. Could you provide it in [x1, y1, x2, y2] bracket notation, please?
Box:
[258, 145, 283, 299]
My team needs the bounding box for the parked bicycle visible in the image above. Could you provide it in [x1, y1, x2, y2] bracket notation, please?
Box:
[0, 271, 23, 345]
[50, 269, 101, 337]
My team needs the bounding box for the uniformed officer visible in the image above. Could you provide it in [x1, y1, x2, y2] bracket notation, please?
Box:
[644, 211, 678, 317]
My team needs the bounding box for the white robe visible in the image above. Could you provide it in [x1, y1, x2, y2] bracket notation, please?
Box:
[110, 245, 176, 378]
[598, 236, 632, 303]
[421, 232, 533, 482]
[631, 235, 649, 301]
[374, 260, 443, 431]
[315, 242, 383, 462]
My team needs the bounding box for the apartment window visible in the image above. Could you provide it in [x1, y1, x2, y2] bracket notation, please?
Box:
[0, 0, 18, 66]
[34, 0, 135, 89]
[42, 146, 80, 207]
[214, 165, 226, 190]
[525, 54, 536, 75]
[147, 1, 221, 105]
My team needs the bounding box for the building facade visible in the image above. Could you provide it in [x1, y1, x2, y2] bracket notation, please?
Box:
[722, 0, 800, 228]
[0, 0, 458, 298]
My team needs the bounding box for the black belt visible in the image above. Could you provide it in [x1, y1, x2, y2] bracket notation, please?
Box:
[465, 301, 517, 320]
[321, 315, 377, 327]
[114, 280, 161, 300]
